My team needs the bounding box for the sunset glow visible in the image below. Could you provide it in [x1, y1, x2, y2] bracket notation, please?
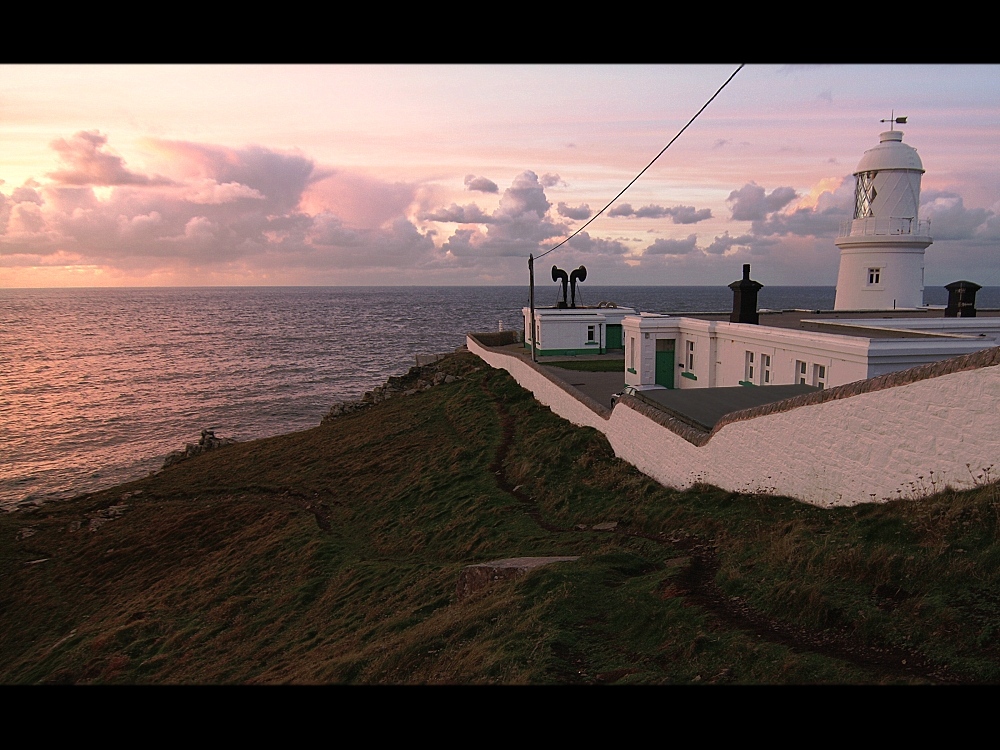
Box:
[2, 64, 999, 288]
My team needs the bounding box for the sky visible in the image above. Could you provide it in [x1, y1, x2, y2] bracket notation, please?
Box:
[1, 64, 999, 288]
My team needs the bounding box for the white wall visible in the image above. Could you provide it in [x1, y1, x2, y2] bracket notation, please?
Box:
[524, 307, 635, 355]
[834, 243, 927, 310]
[622, 315, 998, 391]
[469, 335, 608, 432]
[522, 309, 602, 353]
[622, 316, 872, 390]
[713, 326, 870, 388]
[469, 335, 1000, 507]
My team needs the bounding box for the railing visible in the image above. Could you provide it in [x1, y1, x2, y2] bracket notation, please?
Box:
[839, 217, 931, 238]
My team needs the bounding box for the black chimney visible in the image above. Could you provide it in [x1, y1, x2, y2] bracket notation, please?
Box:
[944, 280, 982, 318]
[729, 264, 763, 324]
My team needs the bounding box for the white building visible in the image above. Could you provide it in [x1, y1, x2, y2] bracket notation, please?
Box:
[523, 304, 636, 357]
[622, 307, 1000, 391]
[522, 263, 637, 357]
[834, 125, 932, 310]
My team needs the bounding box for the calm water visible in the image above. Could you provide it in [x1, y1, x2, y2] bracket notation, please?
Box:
[2, 284, 996, 511]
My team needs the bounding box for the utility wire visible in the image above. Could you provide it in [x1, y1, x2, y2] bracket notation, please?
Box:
[535, 63, 744, 261]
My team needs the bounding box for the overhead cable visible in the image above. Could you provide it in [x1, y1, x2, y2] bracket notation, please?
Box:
[534, 63, 745, 261]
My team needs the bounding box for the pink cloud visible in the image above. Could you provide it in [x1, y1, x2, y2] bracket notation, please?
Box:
[180, 179, 265, 205]
[440, 171, 570, 259]
[301, 170, 419, 231]
[143, 139, 314, 214]
[48, 131, 173, 186]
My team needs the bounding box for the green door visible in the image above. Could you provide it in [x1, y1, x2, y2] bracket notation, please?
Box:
[655, 339, 675, 389]
[606, 324, 623, 350]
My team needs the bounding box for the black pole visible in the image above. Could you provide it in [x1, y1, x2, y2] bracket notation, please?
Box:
[528, 254, 537, 362]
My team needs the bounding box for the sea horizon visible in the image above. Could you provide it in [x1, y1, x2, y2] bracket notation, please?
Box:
[4, 284, 999, 512]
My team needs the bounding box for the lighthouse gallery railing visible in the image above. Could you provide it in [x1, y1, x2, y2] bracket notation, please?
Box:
[839, 217, 931, 238]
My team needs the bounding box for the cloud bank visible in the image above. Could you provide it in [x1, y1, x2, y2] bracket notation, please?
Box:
[2, 131, 993, 286]
[608, 203, 713, 223]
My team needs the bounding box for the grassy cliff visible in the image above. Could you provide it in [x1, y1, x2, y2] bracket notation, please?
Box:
[3, 352, 1000, 684]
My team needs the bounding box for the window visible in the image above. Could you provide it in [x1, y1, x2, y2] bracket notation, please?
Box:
[868, 267, 881, 285]
[587, 324, 595, 342]
[760, 353, 771, 385]
[855, 171, 877, 218]
[796, 360, 807, 385]
[745, 351, 755, 382]
[813, 363, 827, 390]
[686, 340, 695, 370]
[629, 336, 636, 372]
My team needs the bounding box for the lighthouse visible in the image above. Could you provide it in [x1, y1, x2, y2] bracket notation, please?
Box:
[833, 119, 932, 310]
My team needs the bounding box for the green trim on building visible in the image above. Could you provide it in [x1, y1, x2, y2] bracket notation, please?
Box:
[681, 371, 698, 381]
[627, 368, 637, 374]
[739, 380, 755, 387]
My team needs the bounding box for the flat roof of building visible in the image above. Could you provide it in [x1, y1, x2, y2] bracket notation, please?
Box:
[629, 383, 820, 431]
[668, 308, 1000, 340]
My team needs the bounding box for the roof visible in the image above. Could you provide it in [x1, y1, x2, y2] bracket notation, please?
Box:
[855, 130, 924, 173]
[680, 308, 1000, 340]
[630, 383, 820, 431]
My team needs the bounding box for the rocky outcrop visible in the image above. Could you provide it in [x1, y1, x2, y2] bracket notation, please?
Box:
[162, 429, 237, 469]
[322, 354, 467, 424]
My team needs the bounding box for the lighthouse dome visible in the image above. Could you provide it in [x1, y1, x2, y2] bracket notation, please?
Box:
[854, 130, 924, 174]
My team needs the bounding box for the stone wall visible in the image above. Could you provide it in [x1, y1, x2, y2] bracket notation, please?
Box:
[467, 334, 1000, 507]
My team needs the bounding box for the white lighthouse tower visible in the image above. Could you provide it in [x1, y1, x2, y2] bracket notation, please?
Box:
[833, 118, 932, 310]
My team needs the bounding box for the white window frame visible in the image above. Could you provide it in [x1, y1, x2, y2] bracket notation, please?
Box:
[813, 363, 827, 390]
[686, 340, 695, 371]
[760, 353, 771, 385]
[745, 351, 754, 382]
[867, 267, 882, 286]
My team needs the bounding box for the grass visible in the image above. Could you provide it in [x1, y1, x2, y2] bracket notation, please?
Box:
[3, 351, 1000, 683]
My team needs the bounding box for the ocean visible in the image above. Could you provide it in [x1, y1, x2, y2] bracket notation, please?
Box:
[2, 284, 996, 511]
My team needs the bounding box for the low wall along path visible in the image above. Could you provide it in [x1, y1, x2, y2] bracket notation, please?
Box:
[467, 333, 1000, 507]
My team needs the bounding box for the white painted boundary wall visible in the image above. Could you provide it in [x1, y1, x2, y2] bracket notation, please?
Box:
[468, 335, 1000, 507]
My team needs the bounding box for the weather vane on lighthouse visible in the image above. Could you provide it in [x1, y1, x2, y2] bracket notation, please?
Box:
[880, 111, 908, 128]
